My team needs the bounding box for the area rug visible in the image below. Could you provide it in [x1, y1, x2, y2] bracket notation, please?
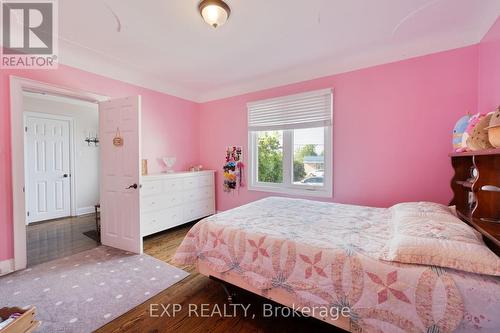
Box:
[0, 246, 189, 333]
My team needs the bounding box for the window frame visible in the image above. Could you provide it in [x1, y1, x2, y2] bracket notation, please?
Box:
[248, 126, 332, 198]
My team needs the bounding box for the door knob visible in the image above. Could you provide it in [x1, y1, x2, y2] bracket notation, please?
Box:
[126, 183, 138, 189]
[63, 174, 69, 178]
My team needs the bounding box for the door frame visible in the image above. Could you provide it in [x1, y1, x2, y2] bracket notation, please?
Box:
[23, 112, 76, 223]
[10, 76, 108, 271]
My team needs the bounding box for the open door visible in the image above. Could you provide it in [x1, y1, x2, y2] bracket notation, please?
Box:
[99, 96, 142, 253]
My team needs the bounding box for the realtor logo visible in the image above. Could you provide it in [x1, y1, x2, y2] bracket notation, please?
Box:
[1, 0, 58, 68]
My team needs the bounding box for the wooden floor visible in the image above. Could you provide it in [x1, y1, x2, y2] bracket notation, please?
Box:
[27, 214, 99, 266]
[96, 224, 347, 333]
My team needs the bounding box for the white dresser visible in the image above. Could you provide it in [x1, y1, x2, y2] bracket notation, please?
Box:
[140, 170, 215, 237]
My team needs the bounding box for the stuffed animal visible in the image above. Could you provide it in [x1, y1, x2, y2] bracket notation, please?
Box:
[486, 107, 500, 148]
[465, 113, 494, 151]
[452, 115, 471, 151]
[463, 113, 482, 150]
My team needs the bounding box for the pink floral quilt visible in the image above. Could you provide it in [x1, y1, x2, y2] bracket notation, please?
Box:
[174, 197, 500, 332]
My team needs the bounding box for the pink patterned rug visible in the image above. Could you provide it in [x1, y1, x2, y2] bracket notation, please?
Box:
[0, 246, 188, 332]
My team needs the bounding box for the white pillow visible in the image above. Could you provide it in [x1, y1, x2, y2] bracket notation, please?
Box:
[381, 202, 500, 276]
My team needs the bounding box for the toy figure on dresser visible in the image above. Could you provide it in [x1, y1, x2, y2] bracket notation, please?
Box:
[464, 112, 494, 151]
[452, 114, 471, 152]
[190, 164, 203, 172]
[162, 156, 176, 173]
[223, 146, 244, 193]
[486, 107, 500, 148]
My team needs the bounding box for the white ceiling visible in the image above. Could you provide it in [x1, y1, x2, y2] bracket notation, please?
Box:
[58, 0, 500, 102]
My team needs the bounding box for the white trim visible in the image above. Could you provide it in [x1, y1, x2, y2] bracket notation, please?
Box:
[76, 206, 96, 216]
[58, 39, 199, 102]
[10, 76, 108, 271]
[24, 112, 76, 222]
[23, 91, 97, 108]
[248, 183, 332, 198]
[0, 259, 14, 276]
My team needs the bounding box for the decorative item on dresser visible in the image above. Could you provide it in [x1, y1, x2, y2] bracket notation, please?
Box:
[141, 159, 148, 176]
[450, 148, 500, 253]
[140, 171, 215, 237]
[162, 156, 177, 173]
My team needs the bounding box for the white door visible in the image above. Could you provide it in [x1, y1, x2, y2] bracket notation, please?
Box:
[25, 114, 71, 223]
[99, 96, 142, 253]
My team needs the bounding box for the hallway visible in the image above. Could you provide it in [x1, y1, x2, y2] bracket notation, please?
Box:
[27, 214, 99, 266]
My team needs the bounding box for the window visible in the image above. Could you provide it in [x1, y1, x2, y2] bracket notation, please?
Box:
[248, 89, 332, 197]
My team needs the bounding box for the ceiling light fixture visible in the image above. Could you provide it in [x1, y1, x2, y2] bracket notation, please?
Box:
[198, 0, 231, 28]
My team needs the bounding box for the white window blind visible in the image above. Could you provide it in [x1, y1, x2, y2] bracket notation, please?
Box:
[247, 88, 332, 131]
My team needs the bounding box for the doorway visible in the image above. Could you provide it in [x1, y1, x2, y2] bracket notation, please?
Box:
[23, 92, 100, 266]
[10, 77, 108, 271]
[10, 76, 143, 273]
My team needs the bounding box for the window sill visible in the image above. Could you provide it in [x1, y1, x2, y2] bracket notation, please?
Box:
[248, 184, 332, 198]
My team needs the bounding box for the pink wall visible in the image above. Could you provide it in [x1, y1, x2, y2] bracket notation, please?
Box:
[199, 46, 480, 212]
[478, 17, 500, 114]
[0, 65, 200, 261]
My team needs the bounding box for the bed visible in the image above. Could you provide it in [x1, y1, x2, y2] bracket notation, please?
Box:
[174, 197, 500, 332]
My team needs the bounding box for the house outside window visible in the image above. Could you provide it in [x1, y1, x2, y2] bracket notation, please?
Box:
[247, 89, 333, 197]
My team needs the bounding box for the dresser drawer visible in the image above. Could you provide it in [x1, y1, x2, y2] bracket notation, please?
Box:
[141, 211, 166, 236]
[163, 207, 183, 229]
[199, 174, 214, 187]
[165, 193, 182, 207]
[164, 178, 183, 192]
[142, 194, 182, 213]
[198, 198, 215, 217]
[182, 189, 198, 202]
[183, 187, 214, 202]
[183, 198, 215, 222]
[141, 180, 163, 197]
[197, 186, 214, 200]
[141, 207, 183, 236]
[183, 177, 198, 190]
[183, 203, 199, 222]
[141, 194, 167, 212]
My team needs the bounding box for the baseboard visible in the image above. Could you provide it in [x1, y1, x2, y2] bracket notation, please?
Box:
[76, 206, 95, 216]
[0, 259, 14, 276]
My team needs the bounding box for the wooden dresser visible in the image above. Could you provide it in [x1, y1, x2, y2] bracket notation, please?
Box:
[140, 171, 215, 237]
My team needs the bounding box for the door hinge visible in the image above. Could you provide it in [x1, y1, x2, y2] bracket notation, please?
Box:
[25, 126, 28, 133]
[22, 186, 25, 193]
[27, 211, 30, 217]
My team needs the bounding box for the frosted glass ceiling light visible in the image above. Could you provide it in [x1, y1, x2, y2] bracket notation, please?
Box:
[199, 0, 231, 28]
